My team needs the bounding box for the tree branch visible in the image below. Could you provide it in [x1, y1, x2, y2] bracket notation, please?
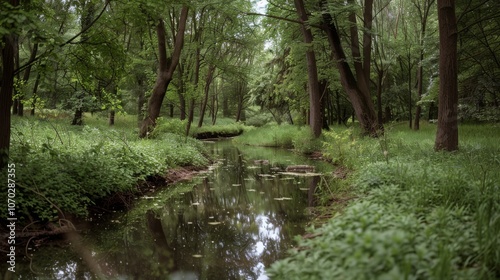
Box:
[14, 0, 110, 75]
[244, 12, 324, 29]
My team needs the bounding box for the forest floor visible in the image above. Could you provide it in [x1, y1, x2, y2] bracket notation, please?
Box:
[265, 122, 500, 279]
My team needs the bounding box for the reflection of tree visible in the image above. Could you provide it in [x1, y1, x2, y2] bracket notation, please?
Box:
[16, 141, 324, 279]
[308, 176, 321, 207]
[146, 209, 178, 274]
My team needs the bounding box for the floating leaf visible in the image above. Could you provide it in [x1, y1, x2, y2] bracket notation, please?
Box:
[278, 172, 322, 177]
[208, 222, 222, 225]
[248, 189, 256, 192]
[192, 254, 203, 258]
[232, 184, 241, 186]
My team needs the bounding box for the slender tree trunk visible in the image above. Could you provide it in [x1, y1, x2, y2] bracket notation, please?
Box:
[435, 0, 458, 151]
[212, 84, 219, 125]
[414, 60, 423, 130]
[185, 99, 195, 137]
[294, 0, 322, 138]
[16, 43, 38, 117]
[428, 101, 435, 120]
[376, 70, 384, 124]
[413, 0, 434, 130]
[139, 6, 189, 138]
[12, 34, 20, 116]
[109, 110, 115, 125]
[137, 77, 145, 126]
[198, 64, 216, 127]
[408, 51, 413, 129]
[178, 88, 186, 120]
[321, 10, 380, 136]
[30, 73, 41, 116]
[235, 83, 245, 122]
[0, 23, 16, 168]
[320, 80, 330, 130]
[222, 96, 229, 117]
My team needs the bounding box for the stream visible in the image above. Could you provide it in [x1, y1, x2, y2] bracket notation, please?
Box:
[6, 140, 332, 279]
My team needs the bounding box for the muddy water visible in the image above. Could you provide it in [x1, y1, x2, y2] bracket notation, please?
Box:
[7, 141, 332, 279]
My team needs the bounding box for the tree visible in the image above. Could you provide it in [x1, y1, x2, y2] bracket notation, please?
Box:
[139, 5, 189, 138]
[435, 0, 458, 151]
[413, 0, 436, 130]
[0, 0, 20, 168]
[294, 0, 322, 137]
[320, 0, 381, 136]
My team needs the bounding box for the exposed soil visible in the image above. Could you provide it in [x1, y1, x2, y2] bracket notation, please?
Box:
[193, 130, 243, 139]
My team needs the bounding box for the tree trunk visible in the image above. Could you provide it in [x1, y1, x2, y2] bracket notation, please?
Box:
[294, 0, 322, 138]
[30, 73, 41, 116]
[72, 106, 83, 125]
[198, 64, 216, 127]
[321, 10, 380, 136]
[17, 43, 38, 117]
[0, 25, 16, 168]
[185, 99, 195, 137]
[414, 60, 423, 130]
[139, 6, 189, 138]
[320, 80, 330, 130]
[408, 51, 413, 129]
[137, 77, 145, 126]
[413, 0, 433, 130]
[435, 0, 458, 151]
[376, 70, 384, 124]
[12, 34, 20, 116]
[109, 110, 115, 126]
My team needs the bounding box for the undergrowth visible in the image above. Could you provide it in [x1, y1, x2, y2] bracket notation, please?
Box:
[0, 115, 209, 222]
[233, 124, 323, 154]
[268, 122, 500, 279]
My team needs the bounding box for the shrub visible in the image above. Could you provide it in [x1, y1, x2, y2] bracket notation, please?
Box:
[150, 117, 187, 138]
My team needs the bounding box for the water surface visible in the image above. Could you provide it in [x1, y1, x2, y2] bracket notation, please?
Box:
[6, 140, 331, 279]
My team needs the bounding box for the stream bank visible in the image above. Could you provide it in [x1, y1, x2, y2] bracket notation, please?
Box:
[1, 140, 334, 279]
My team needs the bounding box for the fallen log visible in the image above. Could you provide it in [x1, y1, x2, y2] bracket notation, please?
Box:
[285, 165, 315, 173]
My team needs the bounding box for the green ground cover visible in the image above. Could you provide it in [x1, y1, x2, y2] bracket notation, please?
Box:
[1, 114, 210, 222]
[266, 122, 500, 279]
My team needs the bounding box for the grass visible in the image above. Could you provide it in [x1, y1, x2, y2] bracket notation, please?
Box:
[233, 123, 323, 154]
[0, 113, 210, 222]
[267, 122, 500, 279]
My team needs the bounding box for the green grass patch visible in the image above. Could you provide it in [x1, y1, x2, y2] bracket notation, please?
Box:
[268, 122, 500, 279]
[233, 124, 323, 154]
[191, 122, 245, 139]
[1, 115, 209, 222]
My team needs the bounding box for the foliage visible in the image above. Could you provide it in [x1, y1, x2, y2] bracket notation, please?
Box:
[191, 122, 245, 139]
[268, 123, 500, 279]
[234, 124, 322, 154]
[150, 117, 187, 137]
[244, 107, 275, 127]
[0, 116, 209, 221]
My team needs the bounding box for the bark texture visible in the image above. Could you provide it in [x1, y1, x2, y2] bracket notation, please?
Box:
[435, 0, 458, 151]
[294, 0, 322, 138]
[139, 6, 189, 138]
[0, 32, 15, 168]
[321, 8, 380, 136]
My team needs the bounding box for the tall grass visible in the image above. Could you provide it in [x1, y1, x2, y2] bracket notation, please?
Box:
[268, 122, 500, 279]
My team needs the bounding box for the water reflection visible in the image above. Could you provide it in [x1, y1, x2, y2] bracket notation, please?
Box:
[5, 141, 328, 279]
